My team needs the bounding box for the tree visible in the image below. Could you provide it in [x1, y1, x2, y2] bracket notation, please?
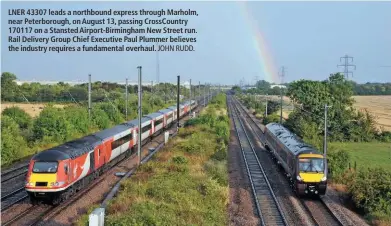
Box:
[255, 80, 270, 93]
[1, 72, 18, 101]
[285, 73, 378, 142]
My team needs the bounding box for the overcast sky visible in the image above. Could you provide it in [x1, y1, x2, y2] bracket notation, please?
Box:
[2, 1, 390, 85]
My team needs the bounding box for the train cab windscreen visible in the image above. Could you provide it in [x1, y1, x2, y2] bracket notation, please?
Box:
[33, 162, 58, 173]
[299, 158, 324, 173]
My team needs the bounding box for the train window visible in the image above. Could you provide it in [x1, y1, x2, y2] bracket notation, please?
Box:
[142, 123, 152, 133]
[98, 149, 101, 157]
[156, 118, 164, 126]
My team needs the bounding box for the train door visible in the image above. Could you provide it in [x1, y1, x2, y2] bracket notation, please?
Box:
[63, 160, 70, 184]
[89, 152, 95, 172]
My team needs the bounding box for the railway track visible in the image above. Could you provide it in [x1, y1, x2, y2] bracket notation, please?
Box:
[229, 98, 288, 226]
[233, 96, 344, 226]
[1, 102, 208, 226]
[1, 164, 29, 183]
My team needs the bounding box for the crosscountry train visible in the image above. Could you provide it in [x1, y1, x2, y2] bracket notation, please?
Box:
[25, 95, 211, 205]
[263, 123, 328, 196]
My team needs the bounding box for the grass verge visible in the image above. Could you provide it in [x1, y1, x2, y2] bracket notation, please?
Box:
[77, 93, 229, 226]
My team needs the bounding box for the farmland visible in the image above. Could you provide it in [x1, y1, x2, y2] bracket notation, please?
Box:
[1, 102, 68, 117]
[353, 96, 391, 132]
[256, 95, 391, 131]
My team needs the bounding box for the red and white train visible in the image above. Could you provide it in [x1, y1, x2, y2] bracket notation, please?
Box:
[25, 97, 205, 205]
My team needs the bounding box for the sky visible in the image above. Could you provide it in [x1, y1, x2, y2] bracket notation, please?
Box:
[1, 1, 391, 85]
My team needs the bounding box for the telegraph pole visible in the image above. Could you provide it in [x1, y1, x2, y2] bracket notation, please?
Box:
[204, 82, 206, 106]
[88, 74, 91, 120]
[265, 94, 268, 116]
[177, 75, 180, 130]
[125, 78, 128, 120]
[324, 104, 331, 157]
[279, 66, 285, 124]
[137, 66, 142, 166]
[337, 54, 356, 79]
[156, 42, 160, 84]
[189, 79, 192, 116]
[198, 81, 200, 100]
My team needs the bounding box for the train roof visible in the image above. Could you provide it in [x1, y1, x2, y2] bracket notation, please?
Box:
[93, 124, 134, 140]
[126, 117, 151, 127]
[32, 135, 102, 161]
[145, 112, 164, 119]
[167, 105, 180, 110]
[158, 108, 173, 114]
[265, 123, 321, 156]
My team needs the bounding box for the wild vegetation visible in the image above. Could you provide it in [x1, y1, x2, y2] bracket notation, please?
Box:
[77, 93, 229, 226]
[0, 72, 200, 166]
[234, 73, 391, 224]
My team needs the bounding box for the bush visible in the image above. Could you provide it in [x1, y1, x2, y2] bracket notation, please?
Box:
[64, 106, 90, 134]
[346, 168, 391, 221]
[2, 106, 32, 130]
[91, 107, 112, 130]
[327, 149, 350, 181]
[263, 114, 280, 124]
[32, 106, 74, 142]
[1, 116, 28, 165]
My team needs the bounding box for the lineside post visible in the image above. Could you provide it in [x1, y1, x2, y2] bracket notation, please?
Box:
[88, 74, 91, 120]
[265, 94, 268, 116]
[177, 75, 180, 131]
[189, 79, 192, 116]
[137, 66, 142, 166]
[324, 104, 331, 157]
[125, 78, 128, 120]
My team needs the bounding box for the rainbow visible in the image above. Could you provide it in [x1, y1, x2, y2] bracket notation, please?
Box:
[239, 1, 280, 84]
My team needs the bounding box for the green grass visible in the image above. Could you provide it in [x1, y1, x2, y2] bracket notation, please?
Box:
[330, 142, 391, 171]
[76, 93, 229, 226]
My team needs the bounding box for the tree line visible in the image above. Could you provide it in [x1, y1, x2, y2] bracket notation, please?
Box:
[1, 72, 207, 103]
[232, 79, 391, 96]
[1, 72, 199, 166]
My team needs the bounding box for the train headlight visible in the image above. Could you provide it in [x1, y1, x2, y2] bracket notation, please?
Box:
[50, 181, 65, 187]
[25, 182, 34, 187]
[296, 175, 302, 181]
[321, 176, 327, 182]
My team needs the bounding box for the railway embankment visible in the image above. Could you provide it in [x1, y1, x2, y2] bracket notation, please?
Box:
[77, 93, 230, 225]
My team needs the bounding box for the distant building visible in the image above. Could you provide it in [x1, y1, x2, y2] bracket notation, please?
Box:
[270, 84, 287, 89]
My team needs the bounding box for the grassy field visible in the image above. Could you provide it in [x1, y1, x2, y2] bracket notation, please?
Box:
[330, 142, 391, 171]
[1, 102, 67, 117]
